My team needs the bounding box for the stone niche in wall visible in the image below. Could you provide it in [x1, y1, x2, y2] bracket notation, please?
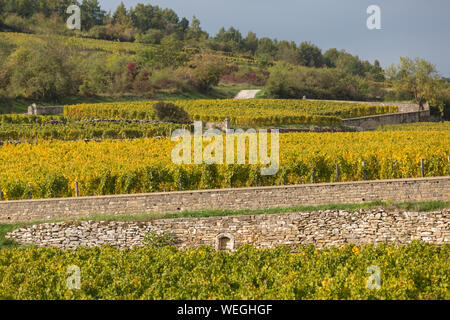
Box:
[215, 233, 235, 251]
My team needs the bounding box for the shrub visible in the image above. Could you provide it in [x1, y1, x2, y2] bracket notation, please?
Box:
[143, 231, 176, 249]
[266, 62, 372, 101]
[187, 54, 227, 92]
[152, 102, 190, 124]
[135, 29, 164, 44]
[3, 180, 30, 200]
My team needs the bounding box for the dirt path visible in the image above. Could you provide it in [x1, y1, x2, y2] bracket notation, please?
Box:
[234, 89, 261, 99]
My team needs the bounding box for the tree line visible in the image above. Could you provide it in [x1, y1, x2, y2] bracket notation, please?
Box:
[0, 0, 384, 79]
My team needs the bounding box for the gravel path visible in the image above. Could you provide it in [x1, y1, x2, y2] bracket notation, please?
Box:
[234, 89, 261, 99]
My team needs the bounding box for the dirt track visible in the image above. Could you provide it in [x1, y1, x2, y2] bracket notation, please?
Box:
[234, 89, 261, 99]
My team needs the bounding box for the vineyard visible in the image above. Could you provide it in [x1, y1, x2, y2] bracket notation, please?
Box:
[377, 122, 450, 131]
[0, 32, 257, 65]
[1, 2, 449, 304]
[0, 243, 448, 300]
[0, 131, 448, 200]
[0, 32, 148, 54]
[0, 121, 186, 141]
[65, 99, 398, 126]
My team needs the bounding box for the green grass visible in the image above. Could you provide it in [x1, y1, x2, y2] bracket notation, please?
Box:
[0, 99, 30, 114]
[255, 88, 267, 98]
[1, 200, 448, 249]
[0, 223, 23, 249]
[81, 200, 448, 222]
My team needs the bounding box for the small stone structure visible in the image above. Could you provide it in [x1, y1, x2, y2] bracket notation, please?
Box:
[28, 104, 64, 115]
[204, 118, 230, 132]
[7, 208, 449, 250]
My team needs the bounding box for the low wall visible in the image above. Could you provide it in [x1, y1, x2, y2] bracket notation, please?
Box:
[0, 177, 449, 223]
[7, 208, 449, 250]
[342, 110, 431, 130]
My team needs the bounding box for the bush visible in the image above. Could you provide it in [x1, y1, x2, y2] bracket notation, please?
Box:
[266, 62, 372, 101]
[187, 54, 227, 92]
[135, 29, 164, 45]
[153, 102, 191, 124]
[3, 180, 30, 200]
[5, 39, 77, 100]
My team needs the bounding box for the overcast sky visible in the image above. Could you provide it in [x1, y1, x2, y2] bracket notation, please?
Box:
[99, 0, 450, 76]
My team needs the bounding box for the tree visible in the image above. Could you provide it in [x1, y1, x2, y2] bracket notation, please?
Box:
[112, 1, 132, 27]
[130, 3, 154, 33]
[153, 102, 190, 123]
[387, 57, 445, 109]
[139, 36, 188, 69]
[80, 0, 105, 30]
[1, 0, 39, 17]
[256, 37, 278, 60]
[215, 27, 243, 51]
[323, 48, 340, 68]
[0, 37, 15, 99]
[179, 17, 189, 33]
[277, 40, 297, 65]
[335, 52, 363, 76]
[266, 62, 370, 100]
[135, 29, 163, 44]
[296, 41, 323, 68]
[243, 31, 258, 55]
[5, 37, 77, 100]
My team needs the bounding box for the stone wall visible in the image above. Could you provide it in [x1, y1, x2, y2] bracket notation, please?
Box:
[204, 118, 230, 132]
[0, 177, 449, 224]
[342, 110, 431, 130]
[7, 208, 449, 250]
[28, 104, 64, 115]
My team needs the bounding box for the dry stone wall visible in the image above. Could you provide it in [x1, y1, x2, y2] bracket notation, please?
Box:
[0, 177, 449, 224]
[342, 110, 431, 130]
[7, 208, 449, 250]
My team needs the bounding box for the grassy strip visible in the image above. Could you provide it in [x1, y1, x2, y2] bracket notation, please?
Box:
[1, 200, 448, 249]
[82, 200, 449, 222]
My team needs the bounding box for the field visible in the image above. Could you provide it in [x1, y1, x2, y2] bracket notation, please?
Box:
[0, 32, 257, 65]
[65, 99, 398, 126]
[0, 32, 148, 54]
[377, 122, 450, 131]
[0, 243, 448, 300]
[0, 131, 448, 200]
